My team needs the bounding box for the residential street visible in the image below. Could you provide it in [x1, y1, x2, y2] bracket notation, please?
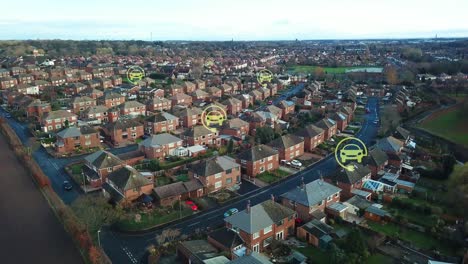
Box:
[101, 98, 380, 264]
[0, 133, 83, 264]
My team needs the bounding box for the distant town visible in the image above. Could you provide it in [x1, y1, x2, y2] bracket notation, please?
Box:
[0, 38, 466, 264]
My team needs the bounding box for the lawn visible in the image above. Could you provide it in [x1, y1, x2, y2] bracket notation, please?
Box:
[367, 222, 454, 255]
[257, 169, 290, 184]
[366, 253, 393, 264]
[420, 105, 468, 146]
[175, 174, 189, 182]
[70, 163, 84, 174]
[287, 65, 383, 74]
[295, 246, 331, 264]
[156, 176, 172, 186]
[116, 207, 193, 231]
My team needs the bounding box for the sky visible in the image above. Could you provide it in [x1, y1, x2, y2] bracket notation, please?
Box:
[1, 0, 468, 40]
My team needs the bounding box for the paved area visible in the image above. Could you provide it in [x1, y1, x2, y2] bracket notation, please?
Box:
[0, 133, 83, 264]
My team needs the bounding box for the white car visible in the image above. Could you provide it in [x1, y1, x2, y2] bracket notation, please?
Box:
[281, 159, 291, 166]
[291, 160, 302, 167]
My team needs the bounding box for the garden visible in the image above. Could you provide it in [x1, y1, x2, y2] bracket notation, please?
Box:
[257, 169, 290, 184]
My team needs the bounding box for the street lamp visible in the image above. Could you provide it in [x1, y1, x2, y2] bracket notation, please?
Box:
[97, 229, 102, 247]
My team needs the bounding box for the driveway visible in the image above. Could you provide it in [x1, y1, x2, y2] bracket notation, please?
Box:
[0, 133, 83, 264]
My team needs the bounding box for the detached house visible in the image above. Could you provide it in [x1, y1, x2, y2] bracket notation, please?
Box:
[326, 163, 372, 200]
[139, 133, 184, 159]
[267, 135, 305, 161]
[55, 126, 100, 153]
[295, 124, 325, 152]
[365, 148, 389, 179]
[281, 179, 341, 222]
[41, 110, 77, 132]
[103, 165, 154, 203]
[237, 145, 279, 178]
[144, 111, 178, 134]
[188, 156, 241, 192]
[315, 118, 337, 140]
[83, 150, 126, 188]
[224, 199, 296, 253]
[102, 119, 144, 146]
[183, 125, 220, 147]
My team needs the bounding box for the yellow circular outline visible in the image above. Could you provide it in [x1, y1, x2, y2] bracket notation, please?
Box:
[126, 66, 145, 85]
[257, 69, 273, 87]
[201, 104, 227, 133]
[334, 136, 368, 171]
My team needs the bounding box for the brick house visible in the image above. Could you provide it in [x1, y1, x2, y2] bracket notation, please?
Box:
[169, 84, 184, 96]
[171, 93, 192, 107]
[207, 229, 245, 260]
[71, 96, 96, 114]
[326, 163, 372, 200]
[249, 90, 263, 102]
[146, 97, 171, 112]
[50, 76, 67, 86]
[220, 118, 249, 140]
[26, 100, 51, 120]
[183, 81, 196, 94]
[102, 119, 144, 146]
[194, 79, 206, 90]
[144, 111, 178, 134]
[281, 179, 341, 222]
[99, 92, 125, 108]
[65, 83, 87, 95]
[15, 83, 39, 95]
[111, 76, 122, 87]
[79, 88, 104, 99]
[10, 67, 26, 75]
[220, 84, 233, 95]
[41, 110, 77, 132]
[55, 126, 100, 153]
[173, 107, 203, 128]
[206, 86, 222, 98]
[236, 94, 253, 109]
[330, 112, 348, 132]
[138, 133, 183, 159]
[297, 219, 334, 248]
[315, 118, 337, 140]
[295, 124, 325, 152]
[265, 105, 283, 119]
[221, 97, 243, 116]
[80, 105, 109, 125]
[191, 89, 210, 102]
[153, 179, 205, 207]
[82, 150, 126, 188]
[340, 106, 354, 123]
[188, 156, 241, 192]
[267, 135, 304, 161]
[103, 165, 154, 203]
[365, 148, 389, 179]
[15, 73, 34, 84]
[224, 199, 296, 253]
[237, 144, 279, 178]
[119, 101, 146, 117]
[278, 100, 295, 118]
[182, 125, 220, 147]
[0, 77, 18, 89]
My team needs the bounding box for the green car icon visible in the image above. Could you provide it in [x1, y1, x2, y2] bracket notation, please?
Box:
[258, 72, 272, 84]
[340, 144, 364, 163]
[205, 111, 225, 126]
[129, 71, 144, 80]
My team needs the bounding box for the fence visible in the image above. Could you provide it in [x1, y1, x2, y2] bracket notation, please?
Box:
[0, 118, 110, 264]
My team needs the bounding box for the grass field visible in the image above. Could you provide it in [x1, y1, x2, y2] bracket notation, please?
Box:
[420, 104, 468, 147]
[287, 65, 383, 74]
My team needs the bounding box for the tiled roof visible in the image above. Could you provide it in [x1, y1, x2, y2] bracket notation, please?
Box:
[139, 133, 182, 148]
[329, 163, 371, 184]
[295, 124, 324, 138]
[237, 144, 278, 161]
[280, 179, 341, 207]
[84, 150, 123, 169]
[267, 134, 304, 150]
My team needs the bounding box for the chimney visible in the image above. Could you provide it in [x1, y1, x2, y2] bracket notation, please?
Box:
[246, 200, 251, 213]
[300, 177, 305, 189]
[319, 170, 324, 181]
[271, 194, 275, 202]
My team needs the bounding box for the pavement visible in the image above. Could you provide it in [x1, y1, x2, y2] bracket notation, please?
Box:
[101, 97, 380, 264]
[0, 132, 83, 264]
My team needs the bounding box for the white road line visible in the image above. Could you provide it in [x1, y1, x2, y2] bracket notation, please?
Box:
[188, 221, 200, 227]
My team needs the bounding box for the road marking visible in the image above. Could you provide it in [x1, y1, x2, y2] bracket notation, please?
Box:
[188, 221, 200, 227]
[122, 247, 138, 264]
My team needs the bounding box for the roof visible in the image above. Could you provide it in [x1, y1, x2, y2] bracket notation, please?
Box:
[104, 119, 142, 131]
[227, 252, 272, 264]
[153, 179, 204, 199]
[329, 163, 371, 184]
[183, 125, 214, 138]
[327, 202, 348, 212]
[365, 205, 390, 217]
[295, 124, 324, 138]
[107, 165, 152, 191]
[101, 92, 124, 100]
[224, 118, 249, 129]
[394, 126, 411, 140]
[84, 150, 124, 169]
[344, 195, 372, 210]
[145, 111, 178, 122]
[225, 199, 295, 234]
[366, 148, 389, 167]
[281, 179, 341, 207]
[267, 134, 304, 150]
[179, 240, 220, 262]
[208, 228, 244, 250]
[120, 100, 145, 109]
[56, 125, 97, 138]
[44, 110, 76, 120]
[82, 105, 108, 115]
[188, 156, 239, 177]
[237, 144, 278, 162]
[71, 96, 94, 104]
[376, 136, 404, 153]
[315, 118, 336, 129]
[301, 219, 334, 238]
[139, 133, 182, 148]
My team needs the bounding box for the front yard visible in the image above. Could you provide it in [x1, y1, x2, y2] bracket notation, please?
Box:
[257, 169, 290, 184]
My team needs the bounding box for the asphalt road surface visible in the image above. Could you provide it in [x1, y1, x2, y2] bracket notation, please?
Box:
[102, 97, 380, 264]
[0, 133, 83, 264]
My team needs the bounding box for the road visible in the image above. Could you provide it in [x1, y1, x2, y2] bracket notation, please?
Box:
[0, 132, 83, 264]
[102, 97, 380, 264]
[0, 107, 137, 204]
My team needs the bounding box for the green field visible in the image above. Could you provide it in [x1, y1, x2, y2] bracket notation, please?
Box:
[420, 105, 468, 147]
[287, 65, 383, 74]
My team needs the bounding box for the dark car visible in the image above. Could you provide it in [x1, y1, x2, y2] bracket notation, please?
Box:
[63, 181, 73, 191]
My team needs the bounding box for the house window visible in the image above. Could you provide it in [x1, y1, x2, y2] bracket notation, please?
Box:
[263, 225, 272, 234]
[214, 181, 222, 189]
[85, 141, 91, 146]
[260, 167, 265, 173]
[107, 167, 113, 172]
[260, 158, 265, 163]
[276, 231, 284, 240]
[226, 178, 232, 184]
[215, 172, 222, 179]
[335, 193, 339, 197]
[327, 196, 332, 201]
[267, 156, 272, 161]
[226, 169, 232, 174]
[268, 163, 273, 169]
[253, 232, 259, 239]
[318, 201, 322, 206]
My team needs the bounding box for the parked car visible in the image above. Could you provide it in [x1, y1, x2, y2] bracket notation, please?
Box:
[63, 181, 73, 191]
[224, 208, 239, 218]
[267, 100, 273, 105]
[185, 200, 198, 211]
[291, 160, 302, 167]
[280, 159, 291, 166]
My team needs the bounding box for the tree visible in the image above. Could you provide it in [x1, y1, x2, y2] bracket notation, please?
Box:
[72, 196, 123, 234]
[314, 67, 325, 80]
[227, 139, 234, 153]
[447, 163, 468, 218]
[255, 126, 276, 144]
[384, 66, 398, 85]
[330, 243, 346, 264]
